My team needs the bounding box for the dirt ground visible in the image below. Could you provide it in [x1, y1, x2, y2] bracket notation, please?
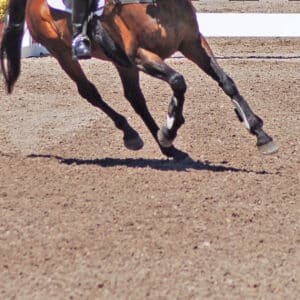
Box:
[194, 0, 300, 13]
[0, 1, 299, 299]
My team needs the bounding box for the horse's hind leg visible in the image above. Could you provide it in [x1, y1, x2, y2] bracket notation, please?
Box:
[180, 35, 278, 154]
[116, 65, 188, 160]
[135, 49, 188, 152]
[52, 50, 143, 151]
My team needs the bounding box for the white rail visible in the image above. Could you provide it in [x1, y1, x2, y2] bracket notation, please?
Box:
[197, 13, 300, 37]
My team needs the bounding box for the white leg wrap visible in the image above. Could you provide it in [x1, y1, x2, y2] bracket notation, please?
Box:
[166, 96, 178, 130]
[233, 100, 250, 131]
[166, 115, 175, 130]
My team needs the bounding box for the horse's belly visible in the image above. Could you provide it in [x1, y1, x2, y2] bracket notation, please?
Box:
[117, 6, 184, 58]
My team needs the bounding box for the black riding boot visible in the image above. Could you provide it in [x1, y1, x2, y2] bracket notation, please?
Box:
[72, 0, 91, 60]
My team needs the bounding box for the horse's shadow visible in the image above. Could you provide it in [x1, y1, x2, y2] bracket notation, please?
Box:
[27, 153, 269, 174]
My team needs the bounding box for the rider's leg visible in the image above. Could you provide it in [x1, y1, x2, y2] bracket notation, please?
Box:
[72, 0, 91, 60]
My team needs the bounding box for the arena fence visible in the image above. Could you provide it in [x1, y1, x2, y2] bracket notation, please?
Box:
[197, 13, 300, 37]
[21, 13, 300, 58]
[21, 24, 49, 58]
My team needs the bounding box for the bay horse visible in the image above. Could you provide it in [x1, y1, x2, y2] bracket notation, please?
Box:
[0, 0, 278, 160]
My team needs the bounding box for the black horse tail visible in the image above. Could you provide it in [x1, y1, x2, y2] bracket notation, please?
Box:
[0, 0, 27, 94]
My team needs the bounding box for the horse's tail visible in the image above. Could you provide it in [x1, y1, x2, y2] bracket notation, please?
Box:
[0, 0, 27, 94]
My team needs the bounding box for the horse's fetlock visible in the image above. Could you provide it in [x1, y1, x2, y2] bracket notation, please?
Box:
[162, 125, 177, 141]
[249, 115, 264, 135]
[114, 116, 128, 131]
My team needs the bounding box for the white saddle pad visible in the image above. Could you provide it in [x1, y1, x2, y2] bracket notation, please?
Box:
[47, 0, 106, 16]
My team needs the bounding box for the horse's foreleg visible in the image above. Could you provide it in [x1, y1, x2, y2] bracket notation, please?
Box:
[136, 49, 187, 152]
[180, 35, 278, 154]
[53, 52, 142, 151]
[116, 66, 188, 160]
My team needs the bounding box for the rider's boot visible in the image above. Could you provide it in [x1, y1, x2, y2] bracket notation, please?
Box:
[72, 0, 91, 60]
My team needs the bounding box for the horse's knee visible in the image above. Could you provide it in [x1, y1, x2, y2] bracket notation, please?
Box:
[169, 73, 187, 95]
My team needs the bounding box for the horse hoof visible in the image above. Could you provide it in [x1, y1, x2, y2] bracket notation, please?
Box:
[258, 140, 279, 155]
[124, 135, 144, 151]
[157, 128, 173, 148]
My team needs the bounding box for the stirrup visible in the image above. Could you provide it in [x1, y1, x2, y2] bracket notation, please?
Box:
[72, 34, 92, 60]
